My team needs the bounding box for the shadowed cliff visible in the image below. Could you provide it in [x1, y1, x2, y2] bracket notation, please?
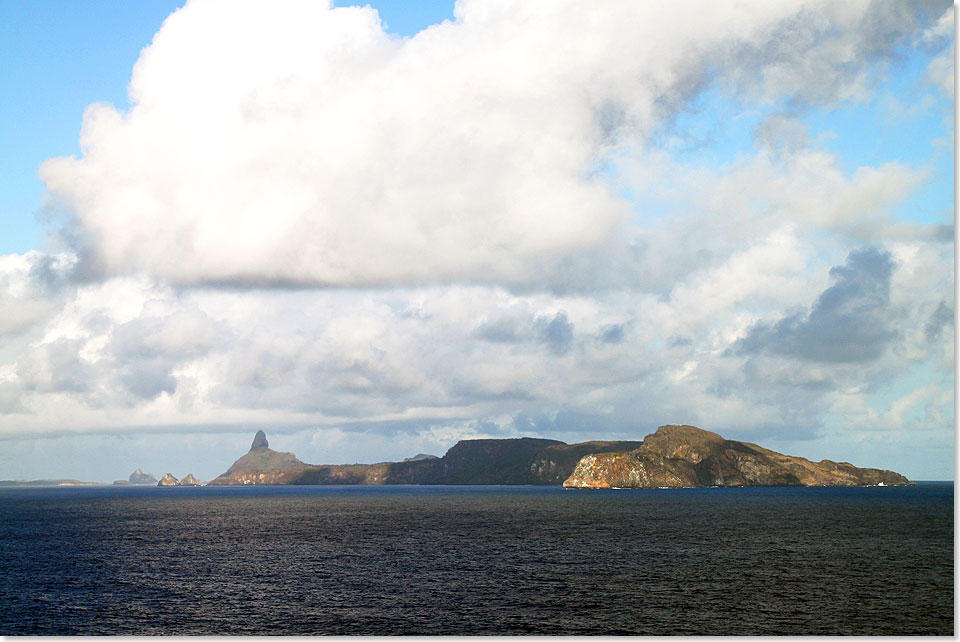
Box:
[207, 432, 644, 486]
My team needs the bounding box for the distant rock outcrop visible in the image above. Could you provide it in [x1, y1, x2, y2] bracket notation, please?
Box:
[157, 473, 179, 486]
[178, 474, 203, 486]
[1, 479, 105, 487]
[129, 468, 157, 485]
[402, 453, 439, 462]
[563, 425, 913, 489]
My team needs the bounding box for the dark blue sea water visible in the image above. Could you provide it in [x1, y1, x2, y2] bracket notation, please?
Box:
[0, 483, 952, 635]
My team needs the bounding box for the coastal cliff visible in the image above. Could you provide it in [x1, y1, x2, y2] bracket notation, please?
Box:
[563, 424, 913, 488]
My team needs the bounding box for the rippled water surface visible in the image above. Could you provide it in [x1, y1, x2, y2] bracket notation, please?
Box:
[0, 483, 952, 635]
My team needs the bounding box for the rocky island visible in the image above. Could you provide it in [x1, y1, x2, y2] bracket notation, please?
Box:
[205, 426, 911, 488]
[113, 468, 157, 485]
[178, 474, 203, 486]
[563, 424, 912, 488]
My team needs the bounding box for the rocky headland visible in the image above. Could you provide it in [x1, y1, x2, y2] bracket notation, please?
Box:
[207, 431, 645, 486]
[206, 430, 310, 485]
[563, 424, 913, 488]
[157, 473, 180, 486]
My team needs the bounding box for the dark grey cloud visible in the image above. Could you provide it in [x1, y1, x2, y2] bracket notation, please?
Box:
[723, 0, 950, 106]
[537, 312, 574, 356]
[16, 338, 97, 394]
[474, 310, 575, 355]
[108, 303, 224, 401]
[474, 317, 524, 343]
[925, 300, 954, 341]
[599, 323, 625, 344]
[731, 247, 897, 362]
[118, 360, 177, 400]
[931, 224, 954, 242]
[25, 253, 75, 295]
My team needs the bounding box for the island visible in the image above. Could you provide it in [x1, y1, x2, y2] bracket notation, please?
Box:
[0, 479, 106, 487]
[178, 474, 203, 486]
[113, 468, 158, 485]
[205, 426, 911, 487]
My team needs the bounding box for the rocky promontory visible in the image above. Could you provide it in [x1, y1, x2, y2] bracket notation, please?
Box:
[563, 424, 913, 488]
[206, 431, 309, 485]
[208, 431, 645, 486]
[157, 473, 179, 486]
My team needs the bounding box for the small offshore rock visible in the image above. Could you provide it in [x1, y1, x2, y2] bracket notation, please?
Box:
[403, 453, 439, 462]
[157, 473, 179, 486]
[128, 468, 158, 485]
[178, 474, 203, 486]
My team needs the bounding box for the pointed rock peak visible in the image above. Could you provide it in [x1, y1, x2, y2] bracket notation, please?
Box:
[129, 468, 157, 484]
[250, 430, 269, 452]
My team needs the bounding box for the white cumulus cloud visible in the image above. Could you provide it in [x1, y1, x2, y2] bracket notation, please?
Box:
[38, 0, 947, 288]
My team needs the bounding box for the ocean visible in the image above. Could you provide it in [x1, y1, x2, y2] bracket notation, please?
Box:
[0, 483, 952, 635]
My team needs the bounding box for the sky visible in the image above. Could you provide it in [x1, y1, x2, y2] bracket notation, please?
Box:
[0, 0, 954, 483]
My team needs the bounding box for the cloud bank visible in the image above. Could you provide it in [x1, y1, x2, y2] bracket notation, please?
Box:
[38, 0, 949, 288]
[0, 0, 953, 479]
